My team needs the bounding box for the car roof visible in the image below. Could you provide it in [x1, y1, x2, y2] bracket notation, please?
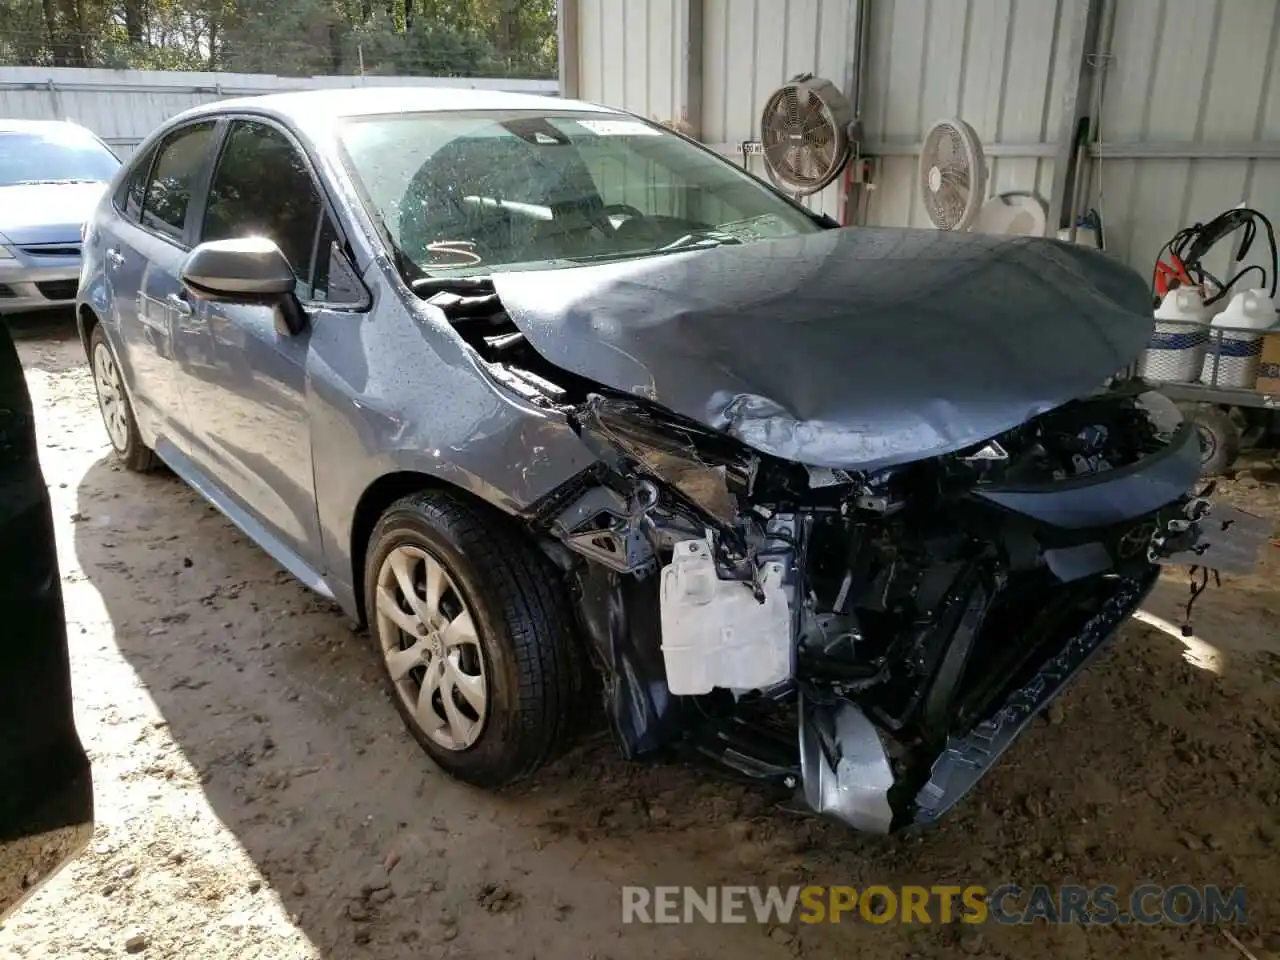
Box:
[177, 86, 618, 128]
[0, 118, 97, 134]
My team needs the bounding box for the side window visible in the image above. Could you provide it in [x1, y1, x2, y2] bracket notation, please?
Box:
[310, 215, 365, 305]
[140, 122, 216, 241]
[113, 146, 155, 222]
[201, 120, 323, 296]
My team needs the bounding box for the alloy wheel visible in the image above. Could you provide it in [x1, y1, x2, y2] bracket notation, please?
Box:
[375, 544, 488, 751]
[92, 341, 129, 451]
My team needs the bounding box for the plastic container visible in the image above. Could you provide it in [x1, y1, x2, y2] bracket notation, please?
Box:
[659, 539, 790, 696]
[1140, 288, 1213, 382]
[1200, 288, 1279, 388]
[1056, 224, 1100, 249]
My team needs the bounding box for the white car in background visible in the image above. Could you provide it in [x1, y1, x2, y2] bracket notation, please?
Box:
[0, 119, 120, 314]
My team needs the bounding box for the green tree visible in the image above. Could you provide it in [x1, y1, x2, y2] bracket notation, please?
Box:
[0, 0, 557, 76]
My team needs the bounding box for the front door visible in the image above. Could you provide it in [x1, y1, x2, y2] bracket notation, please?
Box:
[174, 118, 334, 571]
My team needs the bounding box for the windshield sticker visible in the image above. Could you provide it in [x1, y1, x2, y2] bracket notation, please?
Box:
[575, 119, 662, 137]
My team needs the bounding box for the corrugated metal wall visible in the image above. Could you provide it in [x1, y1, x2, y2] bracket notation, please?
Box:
[860, 0, 1074, 229]
[702, 0, 858, 219]
[576, 0, 858, 219]
[569, 0, 1280, 278]
[1096, 0, 1280, 280]
[0, 67, 557, 160]
[575, 0, 1076, 224]
[577, 0, 693, 127]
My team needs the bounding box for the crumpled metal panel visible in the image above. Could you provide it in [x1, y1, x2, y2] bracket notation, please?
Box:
[1153, 500, 1274, 574]
[974, 422, 1203, 530]
[799, 695, 896, 834]
[493, 227, 1156, 471]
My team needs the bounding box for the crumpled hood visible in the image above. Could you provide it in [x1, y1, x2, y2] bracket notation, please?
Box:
[492, 226, 1155, 471]
[0, 181, 107, 244]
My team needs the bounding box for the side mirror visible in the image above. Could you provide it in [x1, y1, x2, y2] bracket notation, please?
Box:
[180, 237, 307, 336]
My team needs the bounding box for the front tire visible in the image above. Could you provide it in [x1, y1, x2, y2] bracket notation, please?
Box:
[364, 490, 583, 787]
[89, 324, 156, 473]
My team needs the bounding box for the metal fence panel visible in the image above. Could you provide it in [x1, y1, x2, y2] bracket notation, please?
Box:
[0, 66, 558, 158]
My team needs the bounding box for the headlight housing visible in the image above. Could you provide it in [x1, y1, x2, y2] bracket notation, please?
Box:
[572, 394, 757, 525]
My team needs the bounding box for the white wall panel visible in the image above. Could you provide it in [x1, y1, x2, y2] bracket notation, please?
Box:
[1094, 0, 1280, 281]
[577, 0, 690, 125]
[862, 0, 1071, 229]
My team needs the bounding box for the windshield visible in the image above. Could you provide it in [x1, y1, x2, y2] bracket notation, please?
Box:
[0, 127, 120, 187]
[337, 110, 822, 277]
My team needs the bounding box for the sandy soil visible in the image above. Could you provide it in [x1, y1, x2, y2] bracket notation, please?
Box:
[2, 312, 1279, 960]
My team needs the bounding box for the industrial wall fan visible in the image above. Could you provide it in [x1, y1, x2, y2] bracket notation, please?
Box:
[760, 74, 853, 196]
[918, 117, 988, 231]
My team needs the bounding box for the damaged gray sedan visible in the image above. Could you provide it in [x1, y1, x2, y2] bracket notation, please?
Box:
[79, 89, 1266, 833]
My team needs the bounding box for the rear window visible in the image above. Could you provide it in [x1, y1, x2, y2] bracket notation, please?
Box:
[0, 127, 119, 187]
[114, 147, 155, 221]
[140, 122, 217, 242]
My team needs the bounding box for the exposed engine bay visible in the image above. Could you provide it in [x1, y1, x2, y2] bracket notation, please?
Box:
[419, 245, 1270, 834]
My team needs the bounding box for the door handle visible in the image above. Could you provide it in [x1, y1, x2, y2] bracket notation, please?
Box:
[166, 292, 193, 316]
[106, 248, 125, 267]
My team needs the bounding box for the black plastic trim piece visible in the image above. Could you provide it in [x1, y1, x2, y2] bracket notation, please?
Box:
[910, 567, 1157, 826]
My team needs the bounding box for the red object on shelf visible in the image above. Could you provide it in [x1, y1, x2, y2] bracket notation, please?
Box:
[1154, 254, 1195, 298]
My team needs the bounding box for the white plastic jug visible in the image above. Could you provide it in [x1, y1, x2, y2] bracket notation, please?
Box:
[1201, 288, 1279, 388]
[1140, 288, 1212, 383]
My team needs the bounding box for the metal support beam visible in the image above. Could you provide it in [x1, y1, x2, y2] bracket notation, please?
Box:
[1046, 0, 1107, 235]
[1087, 141, 1280, 160]
[862, 141, 1058, 159]
[557, 0, 580, 100]
[706, 139, 1280, 163]
[676, 0, 705, 138]
[0, 78, 559, 96]
[704, 141, 1057, 159]
[843, 0, 870, 118]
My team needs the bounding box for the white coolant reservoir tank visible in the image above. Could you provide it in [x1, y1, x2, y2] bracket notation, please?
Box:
[1139, 287, 1212, 383]
[659, 539, 791, 696]
[1200, 288, 1279, 388]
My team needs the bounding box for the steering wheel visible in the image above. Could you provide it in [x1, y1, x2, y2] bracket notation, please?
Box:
[601, 203, 646, 225]
[607, 206, 669, 245]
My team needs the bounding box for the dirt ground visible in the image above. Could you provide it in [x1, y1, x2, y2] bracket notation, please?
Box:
[2, 312, 1279, 960]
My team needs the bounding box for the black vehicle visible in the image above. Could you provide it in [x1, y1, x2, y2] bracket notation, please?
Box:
[0, 320, 93, 921]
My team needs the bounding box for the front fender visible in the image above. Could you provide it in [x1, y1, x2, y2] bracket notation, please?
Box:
[306, 302, 600, 614]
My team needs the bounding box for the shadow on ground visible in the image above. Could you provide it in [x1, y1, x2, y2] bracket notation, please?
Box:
[5, 307, 79, 343]
[62, 441, 1280, 959]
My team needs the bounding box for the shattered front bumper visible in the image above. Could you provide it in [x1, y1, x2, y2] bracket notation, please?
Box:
[799, 569, 1156, 832]
[796, 487, 1271, 834]
[909, 567, 1155, 826]
[548, 394, 1270, 835]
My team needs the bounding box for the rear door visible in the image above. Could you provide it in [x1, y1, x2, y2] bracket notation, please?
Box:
[0, 321, 92, 921]
[107, 120, 218, 455]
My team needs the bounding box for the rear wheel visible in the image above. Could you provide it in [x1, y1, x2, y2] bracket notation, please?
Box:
[89, 325, 156, 473]
[364, 490, 583, 787]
